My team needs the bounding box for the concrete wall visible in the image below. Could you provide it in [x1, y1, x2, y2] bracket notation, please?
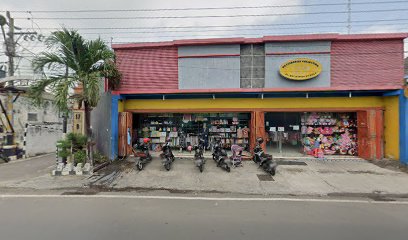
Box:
[178, 45, 240, 89]
[265, 41, 331, 88]
[178, 45, 240, 56]
[265, 41, 331, 53]
[25, 124, 62, 156]
[178, 42, 332, 89]
[90, 90, 112, 158]
[179, 57, 240, 89]
[0, 94, 64, 156]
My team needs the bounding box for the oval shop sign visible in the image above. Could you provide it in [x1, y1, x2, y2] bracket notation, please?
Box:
[279, 58, 322, 80]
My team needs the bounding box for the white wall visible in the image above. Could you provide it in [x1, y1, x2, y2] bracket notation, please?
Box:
[0, 94, 65, 156]
[25, 125, 62, 156]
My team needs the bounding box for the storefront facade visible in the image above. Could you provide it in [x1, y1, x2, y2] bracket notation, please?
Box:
[110, 33, 408, 164]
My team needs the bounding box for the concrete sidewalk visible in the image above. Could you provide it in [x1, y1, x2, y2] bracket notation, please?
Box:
[2, 155, 408, 197]
[90, 157, 408, 196]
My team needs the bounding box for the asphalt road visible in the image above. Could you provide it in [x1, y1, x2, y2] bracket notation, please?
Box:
[0, 154, 54, 182]
[0, 195, 407, 240]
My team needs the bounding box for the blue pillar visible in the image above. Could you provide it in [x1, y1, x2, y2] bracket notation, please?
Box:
[399, 90, 408, 165]
[110, 95, 120, 160]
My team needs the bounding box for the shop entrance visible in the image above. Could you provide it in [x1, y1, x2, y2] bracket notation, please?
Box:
[265, 112, 359, 158]
[265, 112, 303, 157]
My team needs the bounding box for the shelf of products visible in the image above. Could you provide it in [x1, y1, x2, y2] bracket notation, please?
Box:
[134, 113, 250, 150]
[301, 112, 358, 156]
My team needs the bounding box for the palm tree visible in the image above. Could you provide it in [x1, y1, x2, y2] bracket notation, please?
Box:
[30, 28, 121, 138]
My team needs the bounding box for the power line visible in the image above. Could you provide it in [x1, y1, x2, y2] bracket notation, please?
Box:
[11, 31, 408, 49]
[16, 43, 40, 57]
[17, 18, 408, 31]
[5, 0, 408, 13]
[77, 22, 408, 35]
[17, 30, 408, 47]
[15, 8, 408, 20]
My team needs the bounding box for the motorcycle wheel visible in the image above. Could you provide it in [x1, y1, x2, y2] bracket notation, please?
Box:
[270, 167, 276, 176]
[198, 164, 204, 173]
[136, 162, 144, 171]
[165, 163, 171, 171]
[225, 164, 230, 172]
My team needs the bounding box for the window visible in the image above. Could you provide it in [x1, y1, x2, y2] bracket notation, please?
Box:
[27, 113, 38, 122]
[240, 44, 265, 88]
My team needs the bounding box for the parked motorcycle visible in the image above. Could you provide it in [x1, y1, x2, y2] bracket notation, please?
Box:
[253, 137, 277, 176]
[0, 149, 9, 163]
[132, 138, 152, 171]
[161, 138, 175, 171]
[194, 137, 206, 172]
[212, 137, 230, 172]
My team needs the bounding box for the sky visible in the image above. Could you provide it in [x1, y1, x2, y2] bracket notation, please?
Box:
[0, 0, 407, 76]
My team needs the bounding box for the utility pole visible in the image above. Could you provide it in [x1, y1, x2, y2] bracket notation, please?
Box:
[5, 11, 14, 79]
[5, 11, 15, 134]
[1, 11, 39, 161]
[347, 0, 352, 34]
[0, 11, 16, 144]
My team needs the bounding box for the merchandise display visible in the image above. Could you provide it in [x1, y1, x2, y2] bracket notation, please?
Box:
[134, 113, 250, 150]
[301, 112, 358, 156]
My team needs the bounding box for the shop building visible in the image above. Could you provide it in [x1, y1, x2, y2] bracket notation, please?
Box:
[109, 33, 408, 164]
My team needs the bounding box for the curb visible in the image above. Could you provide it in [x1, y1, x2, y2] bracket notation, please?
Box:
[1, 153, 54, 165]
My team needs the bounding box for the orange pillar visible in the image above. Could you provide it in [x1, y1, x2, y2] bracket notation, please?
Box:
[250, 111, 266, 152]
[357, 110, 383, 160]
[367, 109, 377, 160]
[118, 112, 133, 157]
[374, 109, 384, 160]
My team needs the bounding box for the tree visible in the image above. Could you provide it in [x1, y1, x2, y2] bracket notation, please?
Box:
[30, 28, 121, 138]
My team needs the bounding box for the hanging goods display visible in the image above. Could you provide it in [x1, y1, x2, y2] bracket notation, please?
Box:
[301, 112, 358, 156]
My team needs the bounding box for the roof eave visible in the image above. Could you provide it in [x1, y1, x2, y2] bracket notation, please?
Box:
[112, 33, 408, 50]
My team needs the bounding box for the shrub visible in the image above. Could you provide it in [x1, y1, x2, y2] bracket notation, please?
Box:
[74, 150, 87, 165]
[57, 140, 71, 159]
[57, 133, 88, 163]
[93, 151, 108, 164]
[66, 133, 87, 151]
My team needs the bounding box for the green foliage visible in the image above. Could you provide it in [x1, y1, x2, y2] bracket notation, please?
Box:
[73, 150, 87, 165]
[57, 146, 70, 159]
[101, 60, 121, 90]
[93, 151, 108, 164]
[30, 27, 122, 136]
[57, 133, 88, 162]
[57, 139, 71, 149]
[66, 132, 87, 150]
[57, 139, 71, 158]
